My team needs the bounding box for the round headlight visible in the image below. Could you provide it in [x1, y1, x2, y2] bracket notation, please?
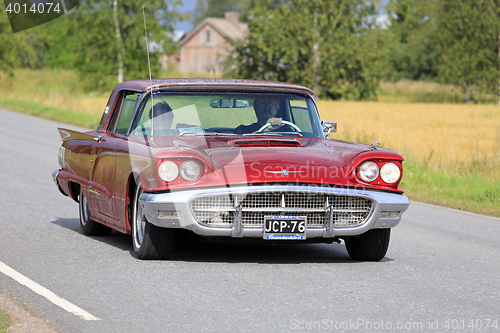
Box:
[359, 161, 379, 182]
[380, 162, 401, 183]
[180, 160, 201, 181]
[158, 161, 179, 182]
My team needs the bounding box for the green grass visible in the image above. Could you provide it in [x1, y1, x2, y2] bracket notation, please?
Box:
[378, 80, 498, 104]
[0, 309, 11, 333]
[0, 95, 100, 129]
[401, 163, 500, 217]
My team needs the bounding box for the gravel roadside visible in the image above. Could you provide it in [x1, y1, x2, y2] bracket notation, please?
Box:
[0, 290, 59, 333]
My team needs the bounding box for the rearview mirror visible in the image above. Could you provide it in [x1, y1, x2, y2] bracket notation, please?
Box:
[210, 99, 250, 108]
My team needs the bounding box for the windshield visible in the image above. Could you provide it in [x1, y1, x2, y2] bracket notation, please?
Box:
[130, 92, 323, 138]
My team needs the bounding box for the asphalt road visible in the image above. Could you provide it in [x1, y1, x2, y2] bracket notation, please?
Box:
[1, 108, 499, 333]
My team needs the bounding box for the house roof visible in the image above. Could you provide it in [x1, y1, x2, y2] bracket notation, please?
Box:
[179, 15, 248, 46]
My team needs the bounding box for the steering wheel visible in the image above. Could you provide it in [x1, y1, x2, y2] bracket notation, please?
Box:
[256, 120, 302, 133]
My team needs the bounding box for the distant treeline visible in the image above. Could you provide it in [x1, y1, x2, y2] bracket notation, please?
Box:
[1, 0, 499, 103]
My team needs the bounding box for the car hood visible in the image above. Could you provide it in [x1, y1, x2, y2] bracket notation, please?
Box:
[146, 134, 403, 192]
[152, 135, 372, 169]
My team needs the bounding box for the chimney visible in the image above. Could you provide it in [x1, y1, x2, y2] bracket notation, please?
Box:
[224, 12, 240, 26]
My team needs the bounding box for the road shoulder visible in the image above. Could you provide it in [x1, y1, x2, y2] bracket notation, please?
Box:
[0, 290, 59, 333]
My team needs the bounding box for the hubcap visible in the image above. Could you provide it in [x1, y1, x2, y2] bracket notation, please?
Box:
[81, 194, 89, 225]
[135, 200, 145, 246]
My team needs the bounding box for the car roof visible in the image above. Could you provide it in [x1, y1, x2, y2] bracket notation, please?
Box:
[114, 78, 314, 96]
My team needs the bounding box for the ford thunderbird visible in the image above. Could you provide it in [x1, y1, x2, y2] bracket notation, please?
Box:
[52, 78, 409, 261]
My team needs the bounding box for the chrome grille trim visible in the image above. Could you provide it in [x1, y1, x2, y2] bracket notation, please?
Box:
[190, 192, 372, 229]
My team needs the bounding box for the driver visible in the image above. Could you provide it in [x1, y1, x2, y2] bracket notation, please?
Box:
[234, 97, 283, 134]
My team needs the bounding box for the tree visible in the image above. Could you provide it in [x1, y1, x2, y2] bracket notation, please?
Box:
[226, 0, 391, 100]
[434, 0, 500, 103]
[386, 0, 438, 81]
[35, 16, 77, 69]
[0, 11, 47, 76]
[0, 13, 20, 76]
[65, 0, 181, 90]
[191, 0, 252, 26]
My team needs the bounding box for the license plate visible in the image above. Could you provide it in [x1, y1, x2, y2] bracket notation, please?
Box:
[263, 215, 306, 240]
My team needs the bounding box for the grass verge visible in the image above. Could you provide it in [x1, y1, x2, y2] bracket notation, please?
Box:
[0, 309, 10, 333]
[402, 163, 500, 217]
[0, 96, 100, 129]
[378, 80, 497, 104]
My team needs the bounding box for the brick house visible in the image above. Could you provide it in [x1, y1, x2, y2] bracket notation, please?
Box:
[179, 12, 248, 75]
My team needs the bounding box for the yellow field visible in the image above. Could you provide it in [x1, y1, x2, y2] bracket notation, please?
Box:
[0, 69, 108, 117]
[316, 101, 500, 178]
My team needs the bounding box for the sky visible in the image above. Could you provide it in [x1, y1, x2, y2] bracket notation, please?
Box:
[175, 0, 197, 32]
[173, 0, 391, 33]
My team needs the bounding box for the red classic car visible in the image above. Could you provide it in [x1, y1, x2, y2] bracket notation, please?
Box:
[53, 78, 409, 261]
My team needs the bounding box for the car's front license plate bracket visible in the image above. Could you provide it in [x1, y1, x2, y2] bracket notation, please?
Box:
[263, 215, 306, 240]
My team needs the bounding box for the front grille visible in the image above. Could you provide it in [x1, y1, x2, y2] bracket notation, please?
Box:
[190, 192, 372, 229]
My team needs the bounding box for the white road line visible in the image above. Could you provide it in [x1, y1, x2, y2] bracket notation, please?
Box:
[0, 261, 100, 321]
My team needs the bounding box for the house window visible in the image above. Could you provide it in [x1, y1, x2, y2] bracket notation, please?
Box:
[205, 30, 211, 44]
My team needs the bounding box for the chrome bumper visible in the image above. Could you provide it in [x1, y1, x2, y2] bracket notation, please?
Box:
[139, 185, 410, 238]
[52, 169, 60, 185]
[52, 169, 68, 197]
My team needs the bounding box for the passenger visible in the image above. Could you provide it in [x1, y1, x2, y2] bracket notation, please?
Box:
[234, 97, 283, 134]
[149, 101, 174, 133]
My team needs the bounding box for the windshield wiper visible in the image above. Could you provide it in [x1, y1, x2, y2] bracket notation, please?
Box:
[179, 131, 239, 137]
[276, 132, 303, 138]
[243, 132, 303, 138]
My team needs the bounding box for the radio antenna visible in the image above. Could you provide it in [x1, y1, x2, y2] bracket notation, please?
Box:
[143, 5, 154, 138]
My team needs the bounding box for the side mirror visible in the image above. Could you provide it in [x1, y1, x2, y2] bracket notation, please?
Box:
[321, 120, 337, 138]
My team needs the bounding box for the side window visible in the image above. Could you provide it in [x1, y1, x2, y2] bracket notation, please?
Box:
[111, 92, 139, 135]
[289, 99, 313, 133]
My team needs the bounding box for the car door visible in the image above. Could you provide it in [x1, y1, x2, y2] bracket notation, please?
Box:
[90, 91, 139, 228]
[111, 92, 150, 231]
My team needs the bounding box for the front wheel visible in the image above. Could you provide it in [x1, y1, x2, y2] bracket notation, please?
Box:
[79, 188, 112, 236]
[132, 184, 175, 260]
[345, 229, 391, 261]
